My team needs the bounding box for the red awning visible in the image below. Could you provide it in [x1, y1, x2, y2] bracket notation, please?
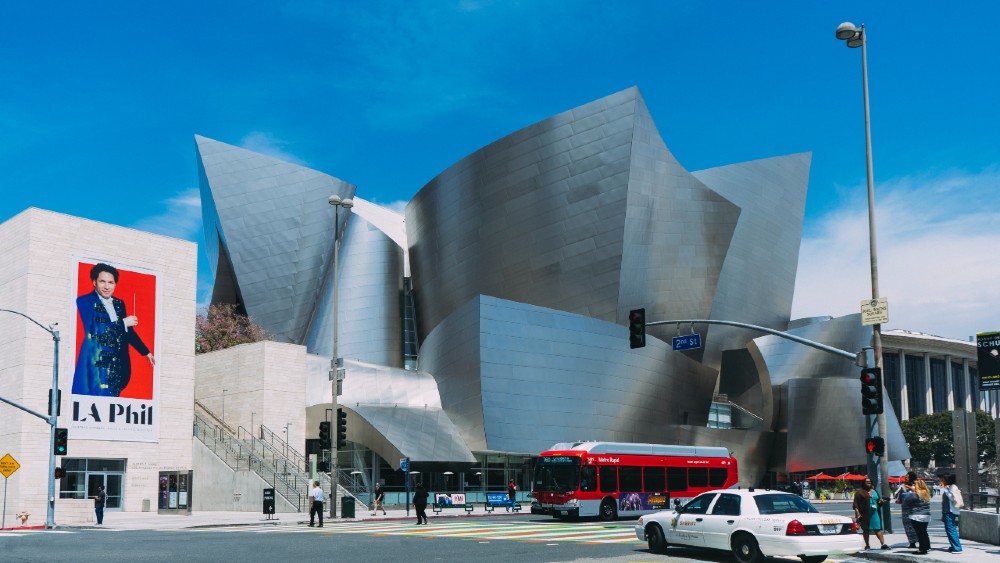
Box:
[806, 473, 837, 480]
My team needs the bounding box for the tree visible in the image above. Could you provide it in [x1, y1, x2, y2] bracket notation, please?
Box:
[195, 303, 270, 354]
[901, 410, 996, 466]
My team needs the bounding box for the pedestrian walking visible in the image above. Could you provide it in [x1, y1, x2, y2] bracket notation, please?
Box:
[852, 476, 888, 550]
[371, 483, 386, 516]
[93, 486, 107, 525]
[506, 479, 517, 511]
[413, 482, 428, 525]
[309, 481, 325, 527]
[941, 474, 963, 553]
[895, 472, 918, 548]
[901, 479, 932, 554]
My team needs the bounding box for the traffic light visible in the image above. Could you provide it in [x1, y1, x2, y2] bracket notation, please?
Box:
[628, 308, 646, 349]
[318, 421, 332, 450]
[860, 367, 883, 415]
[336, 408, 347, 449]
[54, 467, 65, 479]
[54, 427, 68, 456]
[865, 436, 885, 457]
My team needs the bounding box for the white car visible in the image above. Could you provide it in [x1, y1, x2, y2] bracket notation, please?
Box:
[635, 488, 863, 563]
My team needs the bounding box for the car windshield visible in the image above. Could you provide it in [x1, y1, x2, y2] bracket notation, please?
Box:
[532, 457, 580, 492]
[753, 493, 818, 515]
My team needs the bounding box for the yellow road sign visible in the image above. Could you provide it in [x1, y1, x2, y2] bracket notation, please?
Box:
[0, 453, 20, 478]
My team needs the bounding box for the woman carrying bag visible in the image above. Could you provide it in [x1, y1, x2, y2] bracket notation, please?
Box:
[853, 476, 889, 550]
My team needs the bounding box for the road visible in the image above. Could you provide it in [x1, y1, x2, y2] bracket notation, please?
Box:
[1, 502, 920, 563]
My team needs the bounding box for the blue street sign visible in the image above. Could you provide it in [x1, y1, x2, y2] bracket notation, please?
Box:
[672, 334, 702, 351]
[400, 458, 409, 472]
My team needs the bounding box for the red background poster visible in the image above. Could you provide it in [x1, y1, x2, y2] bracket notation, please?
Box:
[75, 262, 157, 400]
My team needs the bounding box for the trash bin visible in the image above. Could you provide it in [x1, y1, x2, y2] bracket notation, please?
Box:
[341, 496, 355, 518]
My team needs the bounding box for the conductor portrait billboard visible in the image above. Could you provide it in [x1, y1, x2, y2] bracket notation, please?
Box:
[71, 262, 156, 398]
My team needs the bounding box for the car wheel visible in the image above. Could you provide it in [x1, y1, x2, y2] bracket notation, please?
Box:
[598, 499, 617, 521]
[732, 533, 763, 563]
[646, 524, 667, 554]
[799, 556, 827, 563]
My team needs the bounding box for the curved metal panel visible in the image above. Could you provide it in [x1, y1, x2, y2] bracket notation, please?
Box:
[304, 209, 405, 366]
[419, 296, 720, 455]
[195, 135, 355, 343]
[692, 153, 812, 368]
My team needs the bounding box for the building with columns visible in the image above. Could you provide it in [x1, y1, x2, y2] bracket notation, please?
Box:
[882, 329, 997, 420]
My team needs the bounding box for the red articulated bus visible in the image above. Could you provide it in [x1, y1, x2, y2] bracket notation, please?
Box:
[531, 441, 739, 521]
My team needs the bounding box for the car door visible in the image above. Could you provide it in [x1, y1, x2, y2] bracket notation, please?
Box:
[702, 493, 742, 549]
[665, 493, 716, 547]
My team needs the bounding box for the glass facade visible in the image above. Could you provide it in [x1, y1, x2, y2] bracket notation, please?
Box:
[905, 355, 926, 417]
[58, 458, 126, 509]
[930, 358, 947, 413]
[883, 353, 901, 420]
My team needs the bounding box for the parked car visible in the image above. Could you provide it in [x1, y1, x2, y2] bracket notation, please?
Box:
[635, 488, 863, 563]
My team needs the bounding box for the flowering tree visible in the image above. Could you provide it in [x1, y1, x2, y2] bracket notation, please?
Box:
[195, 303, 270, 354]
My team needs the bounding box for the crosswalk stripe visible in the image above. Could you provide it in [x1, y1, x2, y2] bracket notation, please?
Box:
[177, 520, 640, 544]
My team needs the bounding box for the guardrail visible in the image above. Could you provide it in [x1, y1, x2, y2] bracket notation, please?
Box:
[970, 493, 1000, 513]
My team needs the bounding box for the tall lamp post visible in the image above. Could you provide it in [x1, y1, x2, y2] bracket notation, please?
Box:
[0, 310, 60, 528]
[836, 21, 891, 532]
[328, 193, 353, 518]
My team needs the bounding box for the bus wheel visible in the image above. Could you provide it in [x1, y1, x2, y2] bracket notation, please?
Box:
[598, 499, 617, 521]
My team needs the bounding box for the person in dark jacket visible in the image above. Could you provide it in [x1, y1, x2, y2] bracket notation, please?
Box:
[413, 482, 428, 525]
[901, 479, 932, 554]
[895, 472, 918, 548]
[852, 476, 888, 550]
[371, 483, 386, 516]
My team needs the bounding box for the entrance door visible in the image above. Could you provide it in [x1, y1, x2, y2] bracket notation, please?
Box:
[87, 473, 123, 510]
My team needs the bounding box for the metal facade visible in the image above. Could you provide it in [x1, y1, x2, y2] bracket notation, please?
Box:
[197, 86, 892, 477]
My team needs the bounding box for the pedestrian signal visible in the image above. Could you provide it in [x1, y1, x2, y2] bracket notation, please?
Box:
[865, 436, 885, 457]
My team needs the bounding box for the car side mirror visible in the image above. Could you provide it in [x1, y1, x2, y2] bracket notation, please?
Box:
[673, 499, 682, 511]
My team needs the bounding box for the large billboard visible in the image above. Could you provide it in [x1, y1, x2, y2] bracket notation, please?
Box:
[69, 259, 159, 442]
[977, 331, 1000, 390]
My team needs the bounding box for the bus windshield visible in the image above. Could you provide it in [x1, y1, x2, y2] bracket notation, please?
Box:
[533, 456, 580, 493]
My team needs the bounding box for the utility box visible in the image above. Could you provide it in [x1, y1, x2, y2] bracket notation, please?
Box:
[341, 496, 355, 518]
[142, 499, 150, 512]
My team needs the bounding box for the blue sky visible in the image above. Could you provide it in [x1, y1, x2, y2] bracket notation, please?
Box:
[1, 1, 996, 341]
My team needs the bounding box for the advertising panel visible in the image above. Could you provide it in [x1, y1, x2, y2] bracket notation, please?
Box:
[70, 259, 159, 442]
[977, 331, 1000, 390]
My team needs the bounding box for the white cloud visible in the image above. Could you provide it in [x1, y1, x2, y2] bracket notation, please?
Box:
[792, 167, 1000, 341]
[239, 132, 307, 165]
[130, 187, 202, 241]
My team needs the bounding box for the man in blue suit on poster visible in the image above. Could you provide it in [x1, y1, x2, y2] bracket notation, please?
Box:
[72, 263, 155, 397]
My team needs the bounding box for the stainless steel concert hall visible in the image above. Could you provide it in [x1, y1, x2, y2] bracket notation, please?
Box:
[196, 86, 918, 488]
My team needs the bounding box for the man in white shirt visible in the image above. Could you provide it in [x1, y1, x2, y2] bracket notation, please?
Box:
[309, 481, 325, 527]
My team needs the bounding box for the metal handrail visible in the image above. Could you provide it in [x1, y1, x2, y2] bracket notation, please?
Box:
[969, 492, 1000, 513]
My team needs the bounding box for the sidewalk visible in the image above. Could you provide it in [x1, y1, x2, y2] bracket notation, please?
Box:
[40, 504, 999, 563]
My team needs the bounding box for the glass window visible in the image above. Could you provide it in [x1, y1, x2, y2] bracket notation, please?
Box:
[619, 466, 642, 492]
[683, 493, 716, 514]
[688, 468, 708, 488]
[754, 493, 817, 515]
[711, 493, 741, 516]
[644, 467, 665, 492]
[599, 466, 617, 493]
[580, 465, 597, 492]
[667, 467, 686, 491]
[709, 468, 729, 487]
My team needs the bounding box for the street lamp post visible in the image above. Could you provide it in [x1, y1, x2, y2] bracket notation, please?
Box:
[328, 194, 354, 518]
[0, 310, 60, 528]
[836, 21, 891, 532]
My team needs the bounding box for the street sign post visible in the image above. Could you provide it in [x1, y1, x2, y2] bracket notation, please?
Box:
[672, 334, 702, 351]
[2, 453, 21, 529]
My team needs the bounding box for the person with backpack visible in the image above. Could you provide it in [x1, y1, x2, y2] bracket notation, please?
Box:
[941, 474, 963, 553]
[507, 479, 517, 511]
